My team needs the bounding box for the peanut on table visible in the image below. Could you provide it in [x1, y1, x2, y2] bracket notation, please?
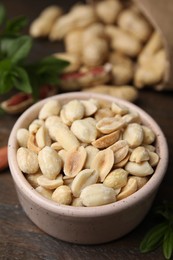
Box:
[16, 98, 159, 207]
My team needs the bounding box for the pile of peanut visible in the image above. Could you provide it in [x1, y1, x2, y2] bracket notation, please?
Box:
[29, 0, 166, 97]
[16, 98, 159, 207]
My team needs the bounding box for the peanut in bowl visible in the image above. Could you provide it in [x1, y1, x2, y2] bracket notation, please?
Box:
[8, 92, 168, 244]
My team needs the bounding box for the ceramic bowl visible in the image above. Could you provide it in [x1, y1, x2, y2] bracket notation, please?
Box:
[8, 92, 168, 244]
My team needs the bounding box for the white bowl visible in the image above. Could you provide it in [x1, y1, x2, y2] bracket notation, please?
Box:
[8, 92, 168, 244]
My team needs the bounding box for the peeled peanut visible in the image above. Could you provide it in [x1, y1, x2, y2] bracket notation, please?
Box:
[123, 123, 144, 148]
[125, 161, 154, 177]
[71, 169, 99, 197]
[111, 103, 129, 116]
[94, 107, 114, 121]
[129, 146, 149, 163]
[122, 111, 141, 124]
[45, 116, 62, 141]
[114, 152, 130, 168]
[51, 141, 62, 151]
[36, 126, 51, 149]
[38, 146, 62, 179]
[62, 100, 85, 123]
[50, 121, 80, 150]
[17, 147, 39, 174]
[64, 146, 87, 177]
[103, 168, 128, 189]
[38, 99, 61, 120]
[29, 119, 44, 134]
[72, 197, 83, 207]
[117, 177, 138, 200]
[95, 0, 122, 24]
[52, 185, 72, 205]
[96, 117, 125, 134]
[92, 130, 120, 149]
[36, 186, 53, 199]
[80, 184, 116, 206]
[130, 176, 149, 190]
[58, 149, 67, 164]
[37, 174, 63, 190]
[71, 117, 97, 143]
[91, 148, 114, 182]
[110, 140, 129, 164]
[81, 99, 98, 117]
[144, 144, 156, 152]
[26, 171, 42, 188]
[27, 133, 41, 154]
[30, 6, 63, 37]
[39, 100, 61, 120]
[148, 151, 159, 167]
[17, 128, 29, 148]
[142, 126, 156, 144]
[84, 145, 99, 168]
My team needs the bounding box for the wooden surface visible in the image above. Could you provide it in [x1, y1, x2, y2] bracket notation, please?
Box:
[0, 0, 173, 259]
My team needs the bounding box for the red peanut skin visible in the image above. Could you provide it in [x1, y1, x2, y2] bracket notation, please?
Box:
[0, 146, 8, 171]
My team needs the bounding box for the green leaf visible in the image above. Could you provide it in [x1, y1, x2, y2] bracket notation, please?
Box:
[163, 229, 173, 259]
[12, 66, 32, 93]
[140, 222, 168, 253]
[0, 36, 32, 64]
[0, 59, 13, 94]
[0, 3, 6, 25]
[36, 57, 70, 74]
[0, 70, 13, 94]
[5, 16, 28, 35]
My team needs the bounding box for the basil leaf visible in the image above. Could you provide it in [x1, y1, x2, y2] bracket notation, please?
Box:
[0, 58, 12, 70]
[0, 3, 6, 25]
[5, 16, 28, 35]
[12, 66, 32, 93]
[36, 57, 70, 74]
[0, 59, 13, 94]
[0, 36, 32, 63]
[163, 229, 173, 259]
[140, 222, 167, 253]
[0, 70, 13, 94]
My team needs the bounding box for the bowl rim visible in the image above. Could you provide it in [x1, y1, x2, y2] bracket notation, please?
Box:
[8, 92, 169, 218]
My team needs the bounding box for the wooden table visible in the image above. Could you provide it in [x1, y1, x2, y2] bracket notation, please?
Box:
[0, 0, 173, 259]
